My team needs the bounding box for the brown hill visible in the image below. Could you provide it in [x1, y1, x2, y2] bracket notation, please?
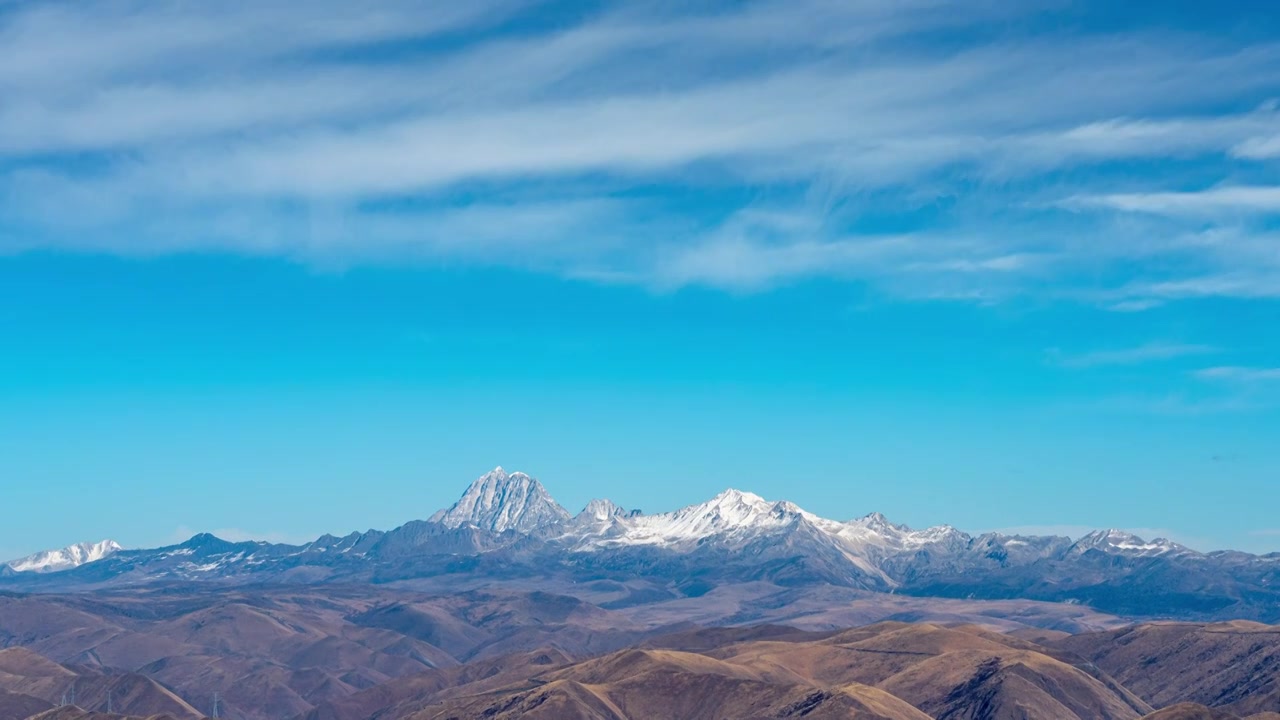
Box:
[21, 709, 188, 720]
[301, 647, 577, 720]
[4, 585, 1280, 720]
[382, 622, 1151, 720]
[0, 647, 199, 719]
[1052, 621, 1280, 716]
[0, 688, 54, 720]
[0, 588, 648, 720]
[1142, 702, 1240, 719]
[702, 622, 1150, 719]
[407, 647, 932, 720]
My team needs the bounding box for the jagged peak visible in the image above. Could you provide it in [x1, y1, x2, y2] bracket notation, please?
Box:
[689, 488, 792, 527]
[1071, 528, 1187, 555]
[1076, 528, 1149, 546]
[597, 487, 809, 547]
[578, 498, 628, 521]
[178, 533, 237, 550]
[6, 539, 123, 573]
[853, 511, 905, 533]
[431, 466, 570, 534]
[706, 488, 770, 509]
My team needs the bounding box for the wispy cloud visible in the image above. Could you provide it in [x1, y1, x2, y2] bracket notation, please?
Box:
[1195, 366, 1280, 382]
[1048, 343, 1217, 369]
[3, 0, 1280, 297]
[1231, 132, 1280, 159]
[1065, 185, 1280, 216]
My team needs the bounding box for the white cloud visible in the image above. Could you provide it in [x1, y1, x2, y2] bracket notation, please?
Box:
[3, 0, 1280, 300]
[1120, 273, 1280, 302]
[1098, 227, 1280, 306]
[1066, 185, 1280, 216]
[1231, 133, 1280, 159]
[0, 0, 517, 96]
[1195, 366, 1280, 382]
[1107, 299, 1165, 312]
[1049, 343, 1217, 368]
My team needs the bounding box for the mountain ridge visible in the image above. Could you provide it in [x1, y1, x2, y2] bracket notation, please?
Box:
[5, 467, 1278, 623]
[429, 466, 571, 534]
[5, 540, 122, 574]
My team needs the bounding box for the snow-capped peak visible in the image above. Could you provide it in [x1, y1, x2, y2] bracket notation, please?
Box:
[6, 539, 122, 573]
[1071, 529, 1187, 557]
[704, 488, 772, 516]
[430, 466, 570, 534]
[577, 498, 628, 522]
[853, 511, 900, 533]
[588, 488, 813, 549]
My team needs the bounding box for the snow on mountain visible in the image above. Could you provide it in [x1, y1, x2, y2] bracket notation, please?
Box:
[6, 539, 122, 573]
[836, 511, 966, 550]
[610, 489, 796, 547]
[560, 499, 636, 540]
[0, 469, 1229, 604]
[1069, 529, 1191, 557]
[570, 487, 966, 576]
[967, 532, 1073, 566]
[566, 489, 832, 549]
[430, 466, 570, 534]
[420, 471, 1186, 570]
[578, 498, 629, 522]
[569, 498, 630, 527]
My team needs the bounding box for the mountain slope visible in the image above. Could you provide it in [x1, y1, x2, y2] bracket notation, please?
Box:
[387, 622, 1166, 720]
[0, 647, 200, 719]
[429, 467, 570, 534]
[406, 647, 933, 720]
[6, 541, 122, 574]
[1, 585, 1277, 720]
[704, 622, 1150, 720]
[1051, 621, 1280, 717]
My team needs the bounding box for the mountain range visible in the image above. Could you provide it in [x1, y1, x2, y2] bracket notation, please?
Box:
[5, 467, 1279, 622]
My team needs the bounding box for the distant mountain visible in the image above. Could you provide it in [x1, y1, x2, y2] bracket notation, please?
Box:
[1068, 529, 1190, 557]
[5, 540, 121, 573]
[2, 467, 1278, 622]
[430, 466, 570, 534]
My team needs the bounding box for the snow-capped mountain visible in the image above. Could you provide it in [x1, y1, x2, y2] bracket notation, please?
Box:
[578, 498, 630, 522]
[583, 488, 805, 548]
[430, 467, 570, 534]
[567, 498, 634, 534]
[1069, 529, 1188, 557]
[3, 467, 1274, 622]
[6, 539, 122, 573]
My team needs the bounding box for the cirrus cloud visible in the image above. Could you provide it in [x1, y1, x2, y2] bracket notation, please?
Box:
[2, 0, 1280, 300]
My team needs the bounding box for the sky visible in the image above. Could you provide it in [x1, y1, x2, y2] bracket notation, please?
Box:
[2, 0, 1280, 561]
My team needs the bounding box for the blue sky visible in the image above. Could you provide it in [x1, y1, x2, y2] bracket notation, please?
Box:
[2, 0, 1279, 560]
